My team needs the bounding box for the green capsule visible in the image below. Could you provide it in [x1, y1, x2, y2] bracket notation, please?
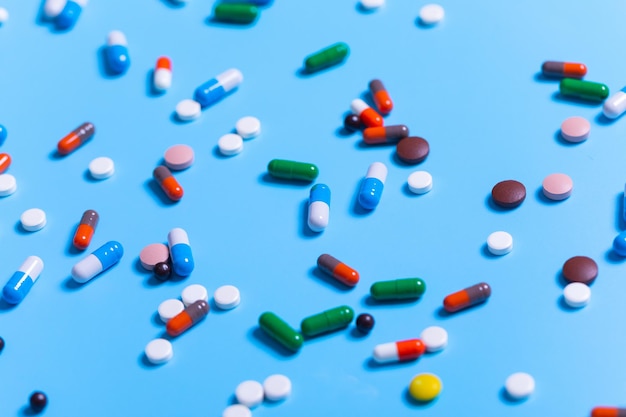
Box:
[304, 42, 350, 73]
[259, 312, 303, 352]
[214, 3, 259, 24]
[370, 278, 426, 300]
[300, 305, 354, 337]
[559, 78, 609, 102]
[267, 159, 319, 182]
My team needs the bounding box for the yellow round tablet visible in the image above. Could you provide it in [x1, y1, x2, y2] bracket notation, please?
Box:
[409, 373, 442, 402]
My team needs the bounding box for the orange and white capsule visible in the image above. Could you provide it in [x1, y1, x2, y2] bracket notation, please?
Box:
[73, 210, 99, 250]
[317, 254, 359, 286]
[57, 122, 95, 155]
[153, 56, 172, 91]
[351, 99, 383, 128]
[373, 338, 425, 363]
[369, 79, 393, 114]
[0, 153, 11, 174]
[153, 165, 183, 201]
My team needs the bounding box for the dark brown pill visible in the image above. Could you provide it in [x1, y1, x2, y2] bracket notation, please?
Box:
[0, 336, 4, 353]
[154, 261, 171, 281]
[562, 256, 598, 284]
[396, 136, 429, 164]
[344, 114, 363, 132]
[356, 313, 375, 333]
[30, 391, 47, 412]
[491, 180, 526, 208]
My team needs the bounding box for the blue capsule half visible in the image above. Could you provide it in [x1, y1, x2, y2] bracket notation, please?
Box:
[194, 69, 243, 107]
[55, 1, 82, 30]
[105, 31, 130, 75]
[168, 228, 194, 277]
[358, 162, 388, 210]
[2, 256, 44, 305]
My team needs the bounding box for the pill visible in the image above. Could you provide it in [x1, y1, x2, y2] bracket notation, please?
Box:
[304, 42, 349, 73]
[72, 210, 99, 250]
[504, 372, 535, 400]
[603, 87, 626, 119]
[563, 282, 591, 308]
[443, 282, 491, 313]
[407, 171, 433, 194]
[166, 299, 208, 337]
[486, 231, 513, 255]
[181, 284, 208, 306]
[591, 407, 626, 417]
[158, 298, 185, 323]
[0, 174, 16, 196]
[153, 166, 183, 201]
[420, 326, 448, 352]
[370, 278, 426, 300]
[175, 99, 201, 121]
[214, 3, 258, 24]
[0, 8, 7, 24]
[355, 313, 374, 333]
[396, 136, 430, 164]
[105, 30, 130, 75]
[409, 373, 442, 402]
[308, 183, 330, 232]
[223, 405, 251, 417]
[20, 209, 46, 232]
[57, 122, 95, 155]
[491, 180, 526, 208]
[218, 133, 244, 156]
[235, 380, 264, 408]
[213, 285, 241, 310]
[139, 243, 169, 270]
[267, 159, 319, 182]
[88, 156, 114, 179]
[360, 0, 384, 10]
[363, 125, 408, 145]
[56, 0, 86, 30]
[344, 114, 364, 132]
[560, 116, 590, 143]
[71, 241, 123, 283]
[562, 256, 597, 284]
[164, 144, 194, 171]
[29, 391, 48, 412]
[0, 153, 11, 173]
[168, 228, 194, 276]
[542, 173, 573, 200]
[263, 374, 292, 401]
[300, 305, 354, 337]
[0, 336, 4, 352]
[235, 116, 261, 139]
[419, 4, 445, 25]
[317, 254, 359, 286]
[144, 338, 173, 365]
[0, 124, 6, 145]
[351, 98, 383, 128]
[559, 78, 609, 102]
[2, 256, 44, 305]
[613, 231, 626, 256]
[373, 338, 426, 363]
[369, 79, 393, 114]
[258, 312, 303, 352]
[194, 68, 243, 107]
[44, 0, 65, 18]
[153, 56, 172, 91]
[153, 261, 172, 281]
[358, 162, 387, 210]
[541, 61, 586, 78]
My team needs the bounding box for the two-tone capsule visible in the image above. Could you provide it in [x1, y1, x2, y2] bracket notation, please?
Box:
[373, 339, 425, 363]
[168, 228, 194, 277]
[591, 407, 626, 417]
[304, 42, 350, 73]
[351, 99, 383, 128]
[153, 56, 172, 91]
[300, 305, 354, 337]
[370, 278, 426, 300]
[603, 87, 626, 119]
[153, 166, 183, 201]
[55, 0, 87, 30]
[166, 299, 209, 337]
[105, 31, 130, 75]
[258, 312, 303, 352]
[0, 153, 11, 174]
[369, 79, 393, 114]
[214, 3, 259, 24]
[541, 61, 587, 79]
[317, 254, 359, 286]
[559, 78, 609, 102]
[71, 241, 123, 283]
[443, 282, 491, 313]
[57, 122, 95, 155]
[308, 184, 330, 232]
[363, 125, 409, 145]
[72, 210, 99, 250]
[267, 159, 319, 182]
[358, 162, 387, 210]
[194, 69, 243, 107]
[2, 256, 44, 305]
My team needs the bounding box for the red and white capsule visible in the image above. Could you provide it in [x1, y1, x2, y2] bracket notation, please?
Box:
[351, 99, 383, 128]
[153, 56, 172, 91]
[373, 338, 426, 363]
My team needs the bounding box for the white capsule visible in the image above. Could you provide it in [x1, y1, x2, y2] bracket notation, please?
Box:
[44, 0, 67, 19]
[603, 88, 626, 119]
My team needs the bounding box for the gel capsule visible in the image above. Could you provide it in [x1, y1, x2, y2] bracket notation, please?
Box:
[603, 86, 626, 119]
[55, 0, 86, 30]
[358, 162, 387, 210]
[363, 125, 409, 145]
[194, 68, 243, 107]
[0, 153, 10, 174]
[267, 159, 319, 182]
[57, 122, 95, 155]
[168, 227, 194, 276]
[214, 3, 258, 24]
[105, 31, 130, 75]
[153, 166, 183, 201]
[541, 61, 587, 79]
[308, 184, 330, 232]
[71, 241, 123, 283]
[443, 282, 491, 313]
[317, 254, 359, 286]
[300, 305, 354, 337]
[259, 312, 303, 352]
[153, 56, 172, 91]
[370, 278, 426, 300]
[304, 42, 350, 73]
[2, 256, 44, 305]
[369, 79, 393, 114]
[560, 78, 609, 102]
[166, 299, 209, 337]
[591, 407, 626, 417]
[373, 339, 425, 363]
[72, 210, 99, 250]
[351, 99, 383, 128]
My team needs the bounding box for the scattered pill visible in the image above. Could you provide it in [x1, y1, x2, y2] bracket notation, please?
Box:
[72, 210, 99, 250]
[304, 42, 350, 73]
[258, 312, 303, 352]
[88, 157, 115, 179]
[213, 285, 241, 310]
[419, 4, 445, 25]
[351, 98, 383, 128]
[57, 122, 95, 155]
[369, 79, 393, 114]
[139, 243, 169, 271]
[563, 282, 591, 308]
[308, 183, 330, 232]
[181, 284, 208, 307]
[0, 173, 16, 196]
[56, 0, 86, 30]
[153, 56, 172, 91]
[158, 298, 185, 323]
[194, 68, 243, 107]
[491, 180, 526, 208]
[360, 0, 384, 10]
[407, 170, 433, 194]
[175, 99, 201, 121]
[562, 256, 597, 284]
[559, 78, 609, 102]
[164, 144, 194, 171]
[343, 114, 363, 132]
[218, 133, 244, 156]
[300, 305, 354, 337]
[153, 166, 184, 201]
[144, 338, 173, 365]
[541, 61, 587, 79]
[358, 162, 387, 210]
[591, 407, 626, 417]
[20, 208, 47, 232]
[0, 8, 8, 24]
[603, 87, 626, 119]
[267, 159, 319, 182]
[222, 404, 251, 417]
[71, 241, 123, 283]
[542, 173, 573, 200]
[560, 116, 590, 143]
[105, 30, 130, 75]
[168, 228, 194, 276]
[396, 136, 429, 164]
[44, 0, 65, 18]
[443, 282, 491, 313]
[263, 374, 292, 401]
[373, 338, 425, 363]
[154, 261, 172, 281]
[214, 3, 258, 24]
[486, 231, 513, 255]
[409, 373, 442, 402]
[363, 125, 408, 145]
[166, 299, 209, 337]
[29, 391, 48, 412]
[355, 313, 374, 333]
[235, 116, 261, 139]
[504, 372, 535, 400]
[0, 336, 4, 352]
[370, 278, 426, 300]
[420, 326, 448, 352]
[317, 254, 359, 286]
[235, 380, 264, 408]
[0, 124, 6, 145]
[613, 231, 626, 256]
[2, 256, 44, 305]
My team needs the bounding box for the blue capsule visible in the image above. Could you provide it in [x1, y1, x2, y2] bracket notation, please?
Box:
[2, 256, 44, 305]
[358, 162, 387, 210]
[71, 241, 124, 283]
[194, 69, 243, 107]
[55, 0, 84, 30]
[308, 183, 331, 232]
[168, 228, 194, 276]
[104, 31, 130, 75]
[614, 232, 626, 256]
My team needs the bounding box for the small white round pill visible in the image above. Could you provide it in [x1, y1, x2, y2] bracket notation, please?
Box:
[487, 231, 513, 255]
[563, 282, 591, 308]
[360, 0, 384, 10]
[419, 326, 448, 352]
[419, 4, 445, 25]
[407, 171, 432, 194]
[181, 284, 208, 307]
[0, 7, 9, 23]
[89, 157, 115, 179]
[0, 173, 16, 196]
[235, 116, 261, 139]
[145, 338, 173, 364]
[505, 372, 535, 400]
[20, 208, 47, 232]
[222, 404, 251, 417]
[157, 298, 185, 323]
[214, 285, 241, 310]
[235, 380, 264, 408]
[176, 99, 201, 121]
[218, 134, 244, 156]
[263, 374, 292, 401]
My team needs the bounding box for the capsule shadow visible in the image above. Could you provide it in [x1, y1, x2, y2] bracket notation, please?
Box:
[359, 91, 377, 109]
[19, 405, 39, 417]
[62, 276, 84, 291]
[533, 72, 559, 83]
[363, 294, 419, 307]
[248, 327, 299, 359]
[48, 148, 65, 160]
[308, 266, 353, 292]
[351, 180, 374, 216]
[0, 298, 17, 312]
[143, 178, 180, 207]
[596, 112, 618, 126]
[35, 0, 51, 26]
[347, 326, 369, 340]
[403, 387, 439, 408]
[499, 387, 528, 404]
[296, 64, 346, 78]
[160, 0, 186, 9]
[605, 247, 625, 265]
[299, 200, 320, 239]
[257, 172, 312, 188]
[65, 224, 84, 256]
[364, 357, 419, 372]
[204, 16, 258, 29]
[146, 69, 165, 97]
[302, 327, 349, 344]
[551, 91, 602, 108]
[613, 192, 625, 232]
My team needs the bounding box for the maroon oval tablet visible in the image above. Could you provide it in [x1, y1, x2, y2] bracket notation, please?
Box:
[396, 136, 429, 164]
[491, 180, 526, 208]
[562, 256, 598, 284]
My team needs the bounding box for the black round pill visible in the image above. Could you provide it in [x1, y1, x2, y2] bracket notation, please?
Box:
[30, 391, 47, 412]
[154, 262, 171, 281]
[344, 114, 363, 132]
[356, 313, 375, 333]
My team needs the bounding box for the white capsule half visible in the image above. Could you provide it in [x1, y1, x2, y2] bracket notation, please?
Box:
[168, 227, 189, 246]
[216, 69, 243, 93]
[366, 162, 388, 182]
[44, 0, 67, 18]
[107, 30, 127, 46]
[350, 98, 370, 115]
[71, 254, 103, 283]
[603, 88, 626, 119]
[19, 256, 44, 283]
[308, 201, 329, 232]
[372, 342, 399, 363]
[154, 69, 172, 91]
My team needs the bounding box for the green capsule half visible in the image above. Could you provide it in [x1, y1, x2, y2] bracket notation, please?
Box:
[259, 312, 303, 352]
[559, 78, 609, 102]
[214, 3, 259, 24]
[267, 159, 319, 182]
[300, 305, 354, 337]
[304, 42, 350, 73]
[370, 278, 426, 300]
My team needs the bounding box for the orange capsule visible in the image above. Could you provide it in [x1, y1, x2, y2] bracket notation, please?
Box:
[369, 79, 393, 114]
[153, 165, 183, 201]
[73, 210, 99, 250]
[443, 282, 491, 313]
[317, 254, 359, 286]
[363, 125, 409, 145]
[351, 99, 383, 128]
[166, 300, 209, 337]
[0, 153, 11, 174]
[591, 407, 626, 417]
[57, 122, 95, 155]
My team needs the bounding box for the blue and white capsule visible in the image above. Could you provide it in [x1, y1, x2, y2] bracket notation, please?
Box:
[2, 256, 44, 305]
[358, 162, 387, 210]
[168, 228, 194, 276]
[603, 86, 626, 119]
[104, 31, 130, 75]
[55, 0, 87, 30]
[193, 69, 243, 107]
[308, 183, 330, 232]
[71, 241, 124, 283]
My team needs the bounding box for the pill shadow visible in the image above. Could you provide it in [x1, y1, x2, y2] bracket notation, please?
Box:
[534, 186, 561, 205]
[551, 92, 602, 108]
[257, 173, 312, 188]
[13, 221, 32, 235]
[533, 72, 559, 83]
[401, 183, 418, 197]
[362, 294, 419, 308]
[415, 18, 439, 29]
[557, 295, 584, 312]
[595, 112, 618, 126]
[308, 266, 354, 292]
[335, 126, 356, 138]
[554, 270, 569, 288]
[97, 46, 123, 79]
[169, 111, 197, 125]
[138, 352, 168, 369]
[484, 193, 522, 213]
[64, 225, 85, 256]
[499, 387, 528, 404]
[212, 145, 234, 160]
[0, 298, 17, 312]
[355, 3, 378, 14]
[351, 180, 374, 216]
[19, 405, 40, 416]
[434, 304, 488, 319]
[247, 327, 299, 359]
[347, 327, 369, 340]
[152, 311, 165, 327]
[208, 298, 229, 315]
[35, 0, 50, 26]
[480, 243, 500, 259]
[204, 16, 258, 29]
[48, 149, 65, 160]
[299, 200, 321, 239]
[364, 357, 418, 372]
[605, 248, 625, 265]
[143, 178, 180, 207]
[62, 276, 84, 291]
[146, 70, 165, 97]
[403, 387, 439, 408]
[82, 169, 102, 183]
[554, 129, 582, 147]
[159, 0, 186, 9]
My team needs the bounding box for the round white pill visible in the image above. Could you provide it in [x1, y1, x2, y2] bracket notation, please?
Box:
[407, 171, 432, 194]
[218, 134, 244, 156]
[419, 326, 448, 352]
[505, 372, 535, 400]
[181, 284, 208, 307]
[235, 380, 264, 408]
[157, 298, 185, 323]
[176, 99, 201, 121]
[214, 285, 241, 310]
[20, 208, 47, 232]
[360, 0, 384, 10]
[419, 4, 445, 25]
[222, 404, 251, 417]
[563, 282, 591, 308]
[235, 116, 261, 139]
[263, 374, 292, 401]
[487, 231, 513, 255]
[89, 157, 115, 179]
[0, 7, 9, 23]
[0, 173, 16, 196]
[145, 338, 173, 365]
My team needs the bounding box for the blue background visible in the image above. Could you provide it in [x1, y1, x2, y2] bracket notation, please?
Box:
[1, 1, 626, 416]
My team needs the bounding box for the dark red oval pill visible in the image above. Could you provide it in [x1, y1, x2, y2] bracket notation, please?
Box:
[562, 256, 598, 285]
[491, 180, 526, 208]
[396, 136, 429, 164]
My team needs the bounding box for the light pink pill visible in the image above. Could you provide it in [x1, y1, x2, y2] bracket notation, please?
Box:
[561, 116, 590, 143]
[139, 243, 169, 270]
[164, 144, 194, 171]
[542, 173, 573, 201]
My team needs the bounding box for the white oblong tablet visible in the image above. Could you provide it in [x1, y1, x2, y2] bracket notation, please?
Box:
[222, 404, 251, 417]
[218, 134, 244, 156]
[263, 374, 292, 401]
[89, 157, 115, 180]
[235, 380, 264, 408]
[158, 298, 185, 323]
[20, 208, 47, 232]
[176, 99, 201, 121]
[407, 170, 432, 194]
[360, 0, 384, 9]
[214, 285, 241, 310]
[505, 372, 535, 400]
[420, 326, 448, 352]
[419, 4, 445, 25]
[563, 282, 591, 308]
[487, 231, 513, 255]
[145, 338, 173, 364]
[181, 284, 208, 307]
[0, 173, 16, 196]
[235, 116, 261, 139]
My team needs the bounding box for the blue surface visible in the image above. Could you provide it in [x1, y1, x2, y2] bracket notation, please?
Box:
[2, 1, 626, 416]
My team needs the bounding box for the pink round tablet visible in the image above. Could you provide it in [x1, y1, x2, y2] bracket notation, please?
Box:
[560, 116, 590, 143]
[164, 144, 194, 171]
[139, 243, 169, 270]
[542, 173, 573, 201]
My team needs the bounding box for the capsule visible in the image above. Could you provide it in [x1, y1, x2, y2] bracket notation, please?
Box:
[71, 241, 123, 283]
[369, 79, 393, 114]
[258, 312, 304, 352]
[72, 210, 99, 250]
[105, 31, 130, 75]
[168, 227, 194, 276]
[0, 153, 11, 174]
[603, 87, 626, 119]
[443, 282, 491, 313]
[370, 278, 426, 300]
[194, 69, 243, 107]
[358, 162, 387, 210]
[153, 56, 172, 91]
[308, 184, 330, 232]
[304, 42, 350, 73]
[57, 122, 95, 155]
[153, 166, 183, 201]
[166, 299, 209, 337]
[55, 0, 86, 30]
[351, 99, 383, 128]
[541, 61, 587, 79]
[267, 159, 319, 182]
[317, 254, 359, 286]
[559, 78, 609, 102]
[363, 125, 409, 145]
[300, 305, 354, 337]
[591, 407, 626, 417]
[373, 339, 425, 363]
[214, 3, 258, 24]
[2, 256, 44, 305]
